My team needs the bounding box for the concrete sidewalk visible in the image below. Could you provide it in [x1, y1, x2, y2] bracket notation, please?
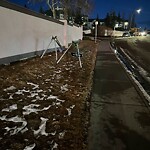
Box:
[88, 41, 150, 150]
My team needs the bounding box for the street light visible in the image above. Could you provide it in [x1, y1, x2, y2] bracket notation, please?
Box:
[136, 8, 141, 14]
[95, 21, 98, 43]
[129, 8, 141, 30]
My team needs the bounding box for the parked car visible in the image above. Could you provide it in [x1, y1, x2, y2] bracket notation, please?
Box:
[147, 31, 150, 36]
[139, 31, 147, 36]
[122, 32, 130, 37]
[129, 32, 134, 36]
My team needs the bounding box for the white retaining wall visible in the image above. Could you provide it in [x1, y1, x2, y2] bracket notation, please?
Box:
[0, 1, 83, 64]
[67, 23, 83, 44]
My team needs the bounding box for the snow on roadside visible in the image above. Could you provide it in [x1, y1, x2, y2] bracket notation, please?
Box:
[110, 45, 150, 104]
[120, 47, 150, 82]
[130, 72, 150, 104]
[119, 58, 150, 104]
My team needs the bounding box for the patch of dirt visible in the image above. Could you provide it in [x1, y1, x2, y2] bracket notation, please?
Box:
[0, 40, 98, 150]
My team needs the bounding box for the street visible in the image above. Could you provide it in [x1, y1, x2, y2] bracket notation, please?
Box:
[114, 36, 150, 73]
[88, 40, 150, 150]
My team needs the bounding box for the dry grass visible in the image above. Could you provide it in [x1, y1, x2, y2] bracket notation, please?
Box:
[0, 40, 98, 150]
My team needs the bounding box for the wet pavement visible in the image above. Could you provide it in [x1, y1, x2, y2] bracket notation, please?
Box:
[88, 41, 150, 150]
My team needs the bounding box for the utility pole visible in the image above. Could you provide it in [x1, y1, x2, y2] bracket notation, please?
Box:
[129, 9, 141, 30]
[95, 21, 98, 43]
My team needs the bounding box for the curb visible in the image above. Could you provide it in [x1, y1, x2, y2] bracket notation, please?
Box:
[109, 42, 150, 110]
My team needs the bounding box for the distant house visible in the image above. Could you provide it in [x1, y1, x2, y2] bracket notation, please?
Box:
[55, 6, 64, 19]
[123, 21, 129, 29]
[87, 17, 129, 30]
[99, 19, 105, 26]
[68, 16, 75, 24]
[86, 19, 97, 29]
[82, 15, 88, 24]
[43, 2, 65, 20]
[114, 20, 129, 30]
[86, 18, 129, 36]
[87, 18, 110, 29]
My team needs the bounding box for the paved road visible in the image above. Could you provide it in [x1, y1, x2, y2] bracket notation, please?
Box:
[114, 36, 150, 73]
[88, 41, 150, 150]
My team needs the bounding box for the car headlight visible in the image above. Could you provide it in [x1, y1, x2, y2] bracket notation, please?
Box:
[141, 32, 146, 36]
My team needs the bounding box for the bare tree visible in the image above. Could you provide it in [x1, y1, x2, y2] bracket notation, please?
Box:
[29, 0, 57, 19]
[29, 0, 93, 20]
[59, 0, 71, 19]
[74, 0, 92, 15]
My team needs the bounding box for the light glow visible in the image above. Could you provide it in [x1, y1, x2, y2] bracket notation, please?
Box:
[136, 9, 141, 14]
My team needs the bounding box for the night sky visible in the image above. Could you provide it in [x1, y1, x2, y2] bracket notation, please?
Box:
[4, 0, 150, 29]
[91, 0, 150, 29]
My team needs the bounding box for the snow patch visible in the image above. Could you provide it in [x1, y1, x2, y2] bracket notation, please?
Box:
[45, 79, 51, 82]
[23, 103, 53, 115]
[42, 105, 51, 111]
[27, 82, 39, 89]
[66, 105, 75, 116]
[110, 44, 150, 104]
[28, 92, 38, 98]
[47, 95, 58, 100]
[51, 98, 65, 107]
[120, 47, 150, 83]
[61, 84, 69, 93]
[23, 104, 40, 115]
[50, 131, 56, 136]
[59, 131, 66, 139]
[0, 115, 27, 135]
[2, 104, 17, 112]
[33, 117, 48, 136]
[115, 48, 150, 104]
[4, 86, 16, 91]
[52, 143, 58, 150]
[36, 89, 43, 93]
[128, 69, 150, 104]
[15, 90, 24, 95]
[56, 74, 61, 80]
[24, 143, 36, 150]
[55, 70, 61, 74]
[9, 94, 14, 99]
